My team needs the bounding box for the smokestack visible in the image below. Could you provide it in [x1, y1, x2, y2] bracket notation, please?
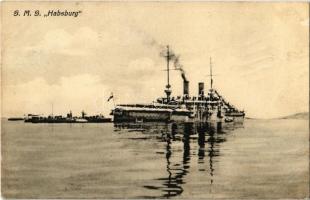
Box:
[183, 80, 189, 96]
[198, 82, 204, 96]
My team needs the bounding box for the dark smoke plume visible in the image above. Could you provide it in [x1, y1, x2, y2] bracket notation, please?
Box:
[159, 47, 188, 82]
[137, 28, 188, 82]
[173, 55, 188, 82]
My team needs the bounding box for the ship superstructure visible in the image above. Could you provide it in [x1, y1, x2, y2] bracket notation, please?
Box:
[112, 46, 245, 123]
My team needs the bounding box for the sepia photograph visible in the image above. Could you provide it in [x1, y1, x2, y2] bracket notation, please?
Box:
[1, 2, 309, 199]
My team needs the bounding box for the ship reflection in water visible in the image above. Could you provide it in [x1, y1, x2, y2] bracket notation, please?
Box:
[114, 122, 244, 198]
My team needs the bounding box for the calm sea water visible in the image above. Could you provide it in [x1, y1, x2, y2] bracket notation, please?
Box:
[2, 119, 309, 199]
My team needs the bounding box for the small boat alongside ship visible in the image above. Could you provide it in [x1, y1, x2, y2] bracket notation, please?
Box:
[7, 117, 24, 121]
[111, 46, 245, 123]
[22, 111, 112, 123]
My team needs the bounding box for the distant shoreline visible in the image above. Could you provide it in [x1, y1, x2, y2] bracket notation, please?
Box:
[276, 112, 309, 120]
[245, 112, 309, 120]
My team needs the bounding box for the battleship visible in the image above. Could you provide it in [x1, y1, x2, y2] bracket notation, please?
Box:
[112, 46, 245, 123]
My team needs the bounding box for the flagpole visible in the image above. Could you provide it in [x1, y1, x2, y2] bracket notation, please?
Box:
[107, 92, 115, 108]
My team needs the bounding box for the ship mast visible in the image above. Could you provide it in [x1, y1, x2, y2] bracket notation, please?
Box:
[52, 103, 54, 118]
[167, 46, 170, 88]
[164, 45, 172, 102]
[210, 57, 213, 90]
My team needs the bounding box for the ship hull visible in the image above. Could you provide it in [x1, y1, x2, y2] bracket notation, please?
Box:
[113, 109, 171, 123]
[27, 118, 112, 123]
[225, 112, 245, 122]
[8, 118, 24, 121]
[230, 116, 244, 122]
[170, 110, 192, 122]
[170, 115, 189, 122]
[113, 105, 195, 123]
[113, 108, 245, 123]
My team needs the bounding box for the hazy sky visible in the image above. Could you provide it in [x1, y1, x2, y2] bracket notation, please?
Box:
[2, 2, 309, 118]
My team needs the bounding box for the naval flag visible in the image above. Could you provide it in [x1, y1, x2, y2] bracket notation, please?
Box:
[107, 93, 114, 102]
